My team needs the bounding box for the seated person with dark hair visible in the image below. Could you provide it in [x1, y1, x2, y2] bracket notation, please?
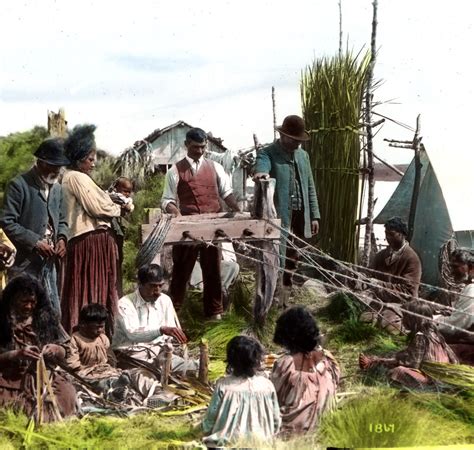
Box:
[271, 306, 340, 436]
[113, 264, 196, 373]
[202, 335, 280, 448]
[0, 274, 76, 421]
[360, 300, 458, 388]
[370, 217, 422, 303]
[360, 217, 423, 333]
[435, 248, 474, 364]
[66, 304, 160, 401]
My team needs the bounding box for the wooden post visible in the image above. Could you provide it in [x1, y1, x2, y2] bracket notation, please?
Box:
[361, 0, 378, 266]
[408, 114, 422, 241]
[160, 343, 173, 388]
[198, 339, 209, 384]
[385, 114, 423, 241]
[181, 344, 189, 380]
[36, 359, 44, 425]
[272, 87, 277, 142]
[338, 0, 343, 57]
[253, 178, 279, 324]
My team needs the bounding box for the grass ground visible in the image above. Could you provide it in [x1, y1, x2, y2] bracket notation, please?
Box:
[0, 272, 472, 449]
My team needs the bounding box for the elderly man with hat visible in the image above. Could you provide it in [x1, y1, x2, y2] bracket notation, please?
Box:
[0, 138, 70, 313]
[254, 115, 320, 294]
[161, 127, 241, 320]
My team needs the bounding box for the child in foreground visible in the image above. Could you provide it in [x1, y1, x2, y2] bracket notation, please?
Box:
[66, 304, 158, 400]
[202, 335, 281, 448]
[271, 306, 340, 437]
[359, 300, 459, 388]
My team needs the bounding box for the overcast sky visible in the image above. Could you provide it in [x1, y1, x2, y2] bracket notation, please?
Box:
[1, 0, 473, 207]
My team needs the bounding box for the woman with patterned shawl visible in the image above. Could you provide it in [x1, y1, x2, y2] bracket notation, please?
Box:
[360, 300, 459, 388]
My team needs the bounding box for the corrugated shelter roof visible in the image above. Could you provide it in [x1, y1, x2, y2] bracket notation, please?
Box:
[135, 120, 227, 152]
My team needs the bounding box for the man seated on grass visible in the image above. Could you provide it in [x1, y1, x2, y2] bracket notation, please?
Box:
[113, 264, 197, 373]
[360, 217, 422, 333]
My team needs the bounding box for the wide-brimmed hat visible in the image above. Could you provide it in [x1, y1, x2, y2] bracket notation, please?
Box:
[275, 115, 310, 141]
[34, 138, 71, 166]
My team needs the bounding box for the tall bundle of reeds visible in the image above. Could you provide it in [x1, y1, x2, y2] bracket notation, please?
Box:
[301, 51, 370, 262]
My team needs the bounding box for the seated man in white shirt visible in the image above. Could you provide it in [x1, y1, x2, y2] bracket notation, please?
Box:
[113, 264, 197, 373]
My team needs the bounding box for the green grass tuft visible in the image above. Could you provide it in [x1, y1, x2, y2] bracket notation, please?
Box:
[0, 410, 203, 449]
[365, 333, 406, 355]
[318, 291, 364, 322]
[411, 391, 474, 426]
[334, 318, 380, 343]
[201, 314, 247, 358]
[179, 270, 255, 356]
[208, 359, 227, 382]
[318, 389, 474, 448]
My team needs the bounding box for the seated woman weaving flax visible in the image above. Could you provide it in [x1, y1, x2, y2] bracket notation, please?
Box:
[0, 274, 76, 422]
[359, 300, 459, 388]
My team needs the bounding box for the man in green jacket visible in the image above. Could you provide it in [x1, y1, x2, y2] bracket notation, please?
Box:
[254, 115, 320, 289]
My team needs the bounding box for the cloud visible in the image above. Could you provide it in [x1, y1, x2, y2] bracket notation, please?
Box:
[111, 54, 210, 73]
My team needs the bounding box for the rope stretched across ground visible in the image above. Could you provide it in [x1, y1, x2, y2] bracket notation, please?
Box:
[214, 228, 473, 322]
[179, 231, 474, 339]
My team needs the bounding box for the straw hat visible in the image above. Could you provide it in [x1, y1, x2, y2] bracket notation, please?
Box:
[275, 115, 310, 141]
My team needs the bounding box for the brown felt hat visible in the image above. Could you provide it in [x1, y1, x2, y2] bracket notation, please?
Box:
[275, 115, 310, 141]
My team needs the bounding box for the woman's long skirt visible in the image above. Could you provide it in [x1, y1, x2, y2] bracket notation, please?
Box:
[61, 229, 119, 336]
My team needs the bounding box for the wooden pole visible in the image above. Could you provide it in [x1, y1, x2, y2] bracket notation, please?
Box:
[372, 151, 404, 176]
[338, 0, 343, 57]
[361, 0, 378, 266]
[408, 114, 422, 241]
[181, 344, 188, 380]
[253, 179, 279, 324]
[160, 343, 173, 388]
[357, 134, 367, 255]
[198, 339, 209, 384]
[272, 86, 277, 142]
[36, 359, 44, 425]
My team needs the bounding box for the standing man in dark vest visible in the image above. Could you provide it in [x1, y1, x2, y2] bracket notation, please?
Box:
[161, 128, 240, 320]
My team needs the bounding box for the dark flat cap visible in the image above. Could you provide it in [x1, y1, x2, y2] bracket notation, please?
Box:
[34, 138, 70, 166]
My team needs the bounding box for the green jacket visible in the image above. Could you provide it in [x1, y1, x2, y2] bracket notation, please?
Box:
[254, 140, 320, 238]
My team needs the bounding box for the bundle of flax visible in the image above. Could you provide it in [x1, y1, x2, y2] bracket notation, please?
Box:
[421, 361, 474, 389]
[301, 51, 370, 263]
